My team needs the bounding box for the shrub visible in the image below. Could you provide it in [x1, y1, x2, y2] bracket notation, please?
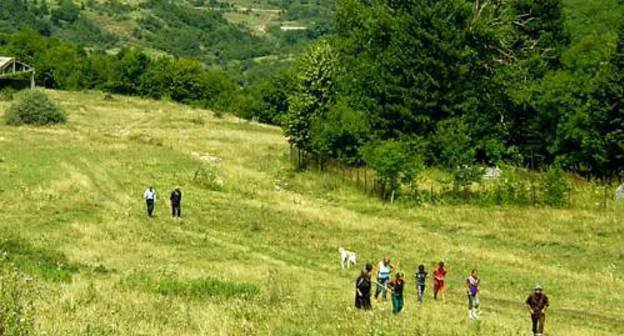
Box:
[488, 166, 531, 205]
[0, 258, 36, 336]
[0, 87, 17, 101]
[540, 164, 571, 207]
[5, 90, 67, 126]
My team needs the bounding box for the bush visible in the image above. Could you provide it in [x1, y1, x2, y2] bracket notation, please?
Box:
[0, 87, 17, 101]
[488, 166, 531, 205]
[0, 258, 37, 336]
[5, 90, 67, 126]
[540, 164, 571, 207]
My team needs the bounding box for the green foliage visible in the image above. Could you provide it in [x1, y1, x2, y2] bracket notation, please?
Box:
[138, 0, 271, 63]
[361, 140, 422, 200]
[285, 40, 338, 152]
[0, 87, 17, 101]
[585, 23, 624, 177]
[0, 30, 239, 112]
[431, 119, 474, 169]
[237, 67, 295, 125]
[310, 101, 370, 165]
[488, 166, 532, 205]
[540, 164, 571, 206]
[0, 0, 51, 35]
[0, 258, 36, 336]
[5, 90, 67, 126]
[51, 0, 81, 25]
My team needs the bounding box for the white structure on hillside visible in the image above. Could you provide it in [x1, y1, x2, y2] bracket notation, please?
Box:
[0, 56, 35, 89]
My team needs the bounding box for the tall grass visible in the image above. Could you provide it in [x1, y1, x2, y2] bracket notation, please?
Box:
[0, 89, 622, 335]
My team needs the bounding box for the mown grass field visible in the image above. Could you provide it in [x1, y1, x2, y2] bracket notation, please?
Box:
[0, 90, 623, 335]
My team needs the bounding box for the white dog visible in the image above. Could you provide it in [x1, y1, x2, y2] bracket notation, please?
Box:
[339, 247, 357, 270]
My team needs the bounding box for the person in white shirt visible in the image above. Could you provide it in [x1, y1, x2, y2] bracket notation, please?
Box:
[375, 256, 395, 302]
[143, 186, 156, 217]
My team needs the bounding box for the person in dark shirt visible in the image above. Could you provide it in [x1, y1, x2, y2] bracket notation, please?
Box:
[355, 263, 373, 310]
[170, 187, 182, 218]
[526, 285, 550, 336]
[415, 264, 428, 303]
[388, 272, 405, 314]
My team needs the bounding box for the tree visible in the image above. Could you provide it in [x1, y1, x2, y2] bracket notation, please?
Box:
[310, 100, 370, 165]
[285, 40, 338, 155]
[506, 0, 570, 165]
[361, 140, 422, 201]
[431, 118, 482, 190]
[51, 0, 81, 24]
[588, 24, 624, 178]
[109, 49, 150, 95]
[238, 67, 295, 125]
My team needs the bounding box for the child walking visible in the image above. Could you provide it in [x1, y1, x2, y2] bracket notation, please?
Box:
[415, 264, 428, 303]
[433, 262, 447, 302]
[388, 272, 405, 314]
[466, 269, 481, 320]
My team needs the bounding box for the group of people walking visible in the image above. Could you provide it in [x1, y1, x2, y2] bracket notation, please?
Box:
[143, 186, 183, 218]
[355, 257, 550, 336]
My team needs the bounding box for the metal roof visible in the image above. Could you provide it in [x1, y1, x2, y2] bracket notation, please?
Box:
[0, 57, 16, 70]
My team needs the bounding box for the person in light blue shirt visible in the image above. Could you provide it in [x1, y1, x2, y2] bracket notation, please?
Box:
[374, 256, 395, 302]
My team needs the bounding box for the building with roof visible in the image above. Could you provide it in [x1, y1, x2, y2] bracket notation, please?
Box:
[0, 56, 35, 89]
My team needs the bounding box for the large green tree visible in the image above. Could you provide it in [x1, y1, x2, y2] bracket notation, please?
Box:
[587, 24, 624, 178]
[285, 40, 338, 153]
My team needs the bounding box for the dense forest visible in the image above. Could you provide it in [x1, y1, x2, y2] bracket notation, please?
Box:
[283, 0, 624, 187]
[1, 0, 623, 190]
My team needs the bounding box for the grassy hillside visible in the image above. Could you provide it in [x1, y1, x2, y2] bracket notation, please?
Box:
[0, 90, 622, 335]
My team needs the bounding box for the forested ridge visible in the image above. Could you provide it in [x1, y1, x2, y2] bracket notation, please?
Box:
[1, 0, 623, 186]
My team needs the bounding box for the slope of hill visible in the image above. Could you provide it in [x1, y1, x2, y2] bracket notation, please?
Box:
[0, 90, 623, 335]
[0, 0, 333, 66]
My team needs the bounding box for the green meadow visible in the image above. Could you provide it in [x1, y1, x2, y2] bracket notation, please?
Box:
[0, 90, 623, 335]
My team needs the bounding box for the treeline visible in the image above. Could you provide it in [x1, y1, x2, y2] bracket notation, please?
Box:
[265, 0, 624, 197]
[0, 29, 238, 112]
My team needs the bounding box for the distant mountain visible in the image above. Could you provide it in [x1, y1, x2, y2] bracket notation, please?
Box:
[0, 0, 334, 66]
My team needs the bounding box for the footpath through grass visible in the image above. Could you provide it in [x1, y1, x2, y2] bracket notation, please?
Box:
[0, 90, 622, 335]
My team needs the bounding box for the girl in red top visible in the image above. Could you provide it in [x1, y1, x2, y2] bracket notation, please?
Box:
[433, 261, 447, 302]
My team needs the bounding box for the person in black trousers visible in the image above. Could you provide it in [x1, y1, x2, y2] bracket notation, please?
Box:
[170, 187, 182, 218]
[143, 186, 156, 217]
[355, 263, 373, 310]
